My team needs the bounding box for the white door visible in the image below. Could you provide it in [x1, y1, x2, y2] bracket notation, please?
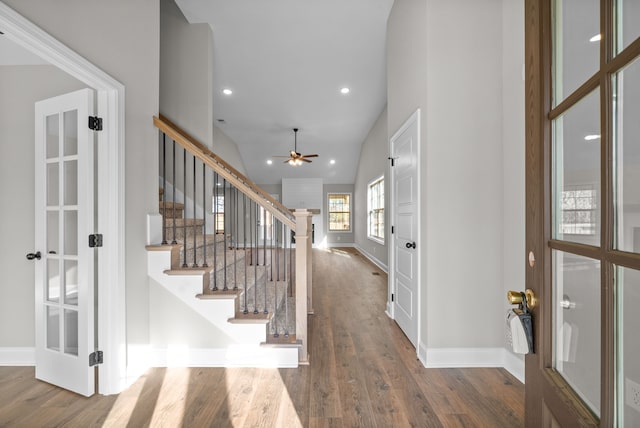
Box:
[34, 89, 96, 396]
[390, 110, 420, 346]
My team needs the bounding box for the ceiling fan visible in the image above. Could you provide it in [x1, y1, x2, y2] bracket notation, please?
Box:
[274, 128, 318, 166]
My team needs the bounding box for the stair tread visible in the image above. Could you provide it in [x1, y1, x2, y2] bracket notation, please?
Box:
[196, 289, 240, 300]
[164, 266, 214, 275]
[228, 312, 273, 324]
[160, 201, 184, 208]
[263, 335, 300, 347]
[145, 244, 182, 251]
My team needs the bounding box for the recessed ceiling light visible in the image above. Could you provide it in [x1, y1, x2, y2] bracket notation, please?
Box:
[222, 89, 233, 95]
[330, 159, 336, 165]
[340, 87, 350, 94]
[589, 34, 602, 42]
[584, 134, 601, 141]
[267, 159, 273, 165]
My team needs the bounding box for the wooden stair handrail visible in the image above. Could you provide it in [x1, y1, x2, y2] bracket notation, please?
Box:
[154, 115, 295, 229]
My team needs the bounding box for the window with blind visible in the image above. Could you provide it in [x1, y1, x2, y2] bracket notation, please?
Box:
[328, 193, 351, 232]
[368, 176, 384, 243]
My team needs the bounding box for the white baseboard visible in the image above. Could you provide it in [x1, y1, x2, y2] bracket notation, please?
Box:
[326, 242, 356, 248]
[355, 246, 388, 273]
[149, 345, 299, 368]
[0, 347, 35, 366]
[418, 345, 525, 384]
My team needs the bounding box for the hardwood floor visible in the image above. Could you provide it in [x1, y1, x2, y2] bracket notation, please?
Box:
[0, 248, 524, 427]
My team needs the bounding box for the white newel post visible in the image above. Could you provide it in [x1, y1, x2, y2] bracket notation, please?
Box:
[294, 209, 313, 363]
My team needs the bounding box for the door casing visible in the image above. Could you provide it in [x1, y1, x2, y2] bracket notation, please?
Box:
[388, 109, 421, 350]
[0, 3, 126, 394]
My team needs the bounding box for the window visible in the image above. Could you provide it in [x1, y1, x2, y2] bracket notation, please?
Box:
[212, 195, 224, 234]
[368, 176, 384, 242]
[559, 186, 597, 236]
[328, 193, 351, 232]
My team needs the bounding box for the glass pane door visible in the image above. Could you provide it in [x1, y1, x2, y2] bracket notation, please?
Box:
[45, 109, 79, 357]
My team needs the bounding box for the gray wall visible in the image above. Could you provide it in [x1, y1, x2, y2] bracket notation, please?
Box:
[354, 106, 388, 269]
[501, 0, 526, 366]
[0, 65, 86, 347]
[387, 0, 524, 354]
[5, 0, 161, 355]
[160, 0, 213, 149]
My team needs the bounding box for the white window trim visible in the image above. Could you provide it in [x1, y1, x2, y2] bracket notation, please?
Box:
[367, 175, 384, 244]
[327, 192, 352, 233]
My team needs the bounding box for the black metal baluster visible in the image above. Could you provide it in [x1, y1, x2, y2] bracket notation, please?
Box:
[181, 148, 188, 267]
[263, 206, 268, 315]
[161, 133, 167, 245]
[285, 223, 290, 337]
[201, 162, 208, 267]
[223, 179, 228, 291]
[254, 201, 259, 314]
[243, 193, 248, 314]
[212, 172, 218, 291]
[192, 155, 198, 267]
[171, 141, 178, 245]
[234, 187, 238, 290]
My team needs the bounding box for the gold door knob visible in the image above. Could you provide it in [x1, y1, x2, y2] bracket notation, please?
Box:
[507, 289, 538, 310]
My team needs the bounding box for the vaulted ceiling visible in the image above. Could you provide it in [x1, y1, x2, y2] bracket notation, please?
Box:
[174, 0, 394, 185]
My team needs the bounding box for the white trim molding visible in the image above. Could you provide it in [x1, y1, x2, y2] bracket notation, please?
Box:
[418, 345, 525, 384]
[355, 246, 388, 273]
[0, 3, 126, 395]
[0, 348, 36, 366]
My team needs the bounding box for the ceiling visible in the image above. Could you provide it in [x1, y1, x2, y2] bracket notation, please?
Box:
[174, 0, 394, 185]
[0, 33, 47, 65]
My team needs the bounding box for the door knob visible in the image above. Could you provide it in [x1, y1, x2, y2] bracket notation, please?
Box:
[405, 242, 416, 249]
[507, 288, 538, 309]
[560, 294, 576, 310]
[26, 251, 42, 261]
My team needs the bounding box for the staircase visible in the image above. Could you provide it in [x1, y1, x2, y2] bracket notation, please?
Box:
[145, 115, 312, 367]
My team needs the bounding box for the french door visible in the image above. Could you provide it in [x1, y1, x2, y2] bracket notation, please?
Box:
[34, 89, 97, 396]
[526, 0, 640, 425]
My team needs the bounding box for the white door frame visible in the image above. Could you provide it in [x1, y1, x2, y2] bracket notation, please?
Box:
[388, 109, 421, 351]
[0, 3, 126, 394]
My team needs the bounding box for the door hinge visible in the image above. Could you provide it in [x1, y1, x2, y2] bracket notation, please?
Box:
[391, 293, 395, 302]
[88, 116, 103, 131]
[88, 234, 103, 248]
[391, 226, 394, 234]
[89, 350, 103, 367]
[388, 156, 396, 167]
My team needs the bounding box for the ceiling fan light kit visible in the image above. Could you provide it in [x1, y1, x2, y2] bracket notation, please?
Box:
[274, 128, 319, 166]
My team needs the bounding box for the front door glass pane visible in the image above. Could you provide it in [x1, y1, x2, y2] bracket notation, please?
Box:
[552, 0, 600, 106]
[613, 56, 640, 253]
[616, 0, 640, 54]
[616, 266, 640, 427]
[553, 250, 601, 416]
[552, 89, 601, 245]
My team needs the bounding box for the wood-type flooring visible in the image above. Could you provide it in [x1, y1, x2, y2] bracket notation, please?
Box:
[0, 247, 524, 427]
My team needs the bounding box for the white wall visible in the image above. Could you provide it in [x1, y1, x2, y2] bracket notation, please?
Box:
[354, 106, 388, 269]
[0, 65, 86, 348]
[4, 0, 161, 362]
[387, 0, 525, 371]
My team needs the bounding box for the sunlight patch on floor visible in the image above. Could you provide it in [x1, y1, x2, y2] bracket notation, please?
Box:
[148, 367, 189, 426]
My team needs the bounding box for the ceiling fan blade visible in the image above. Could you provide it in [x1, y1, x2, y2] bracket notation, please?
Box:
[301, 154, 318, 158]
[300, 158, 312, 163]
